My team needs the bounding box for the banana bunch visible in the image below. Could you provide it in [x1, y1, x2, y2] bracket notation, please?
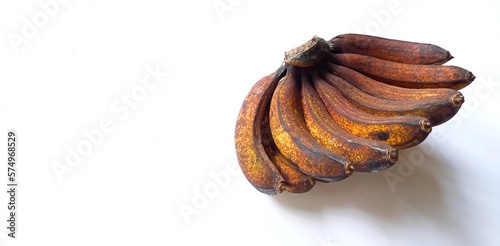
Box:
[235, 34, 475, 195]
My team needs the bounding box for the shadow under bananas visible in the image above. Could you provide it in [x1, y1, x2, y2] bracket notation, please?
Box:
[273, 143, 474, 245]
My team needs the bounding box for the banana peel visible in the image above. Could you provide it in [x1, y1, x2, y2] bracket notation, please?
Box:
[235, 34, 475, 195]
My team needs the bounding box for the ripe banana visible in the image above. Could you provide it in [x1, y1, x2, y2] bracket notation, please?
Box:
[312, 69, 431, 149]
[234, 34, 475, 195]
[326, 62, 462, 102]
[234, 66, 286, 195]
[261, 112, 316, 193]
[270, 66, 352, 182]
[330, 33, 453, 65]
[320, 64, 463, 126]
[301, 69, 398, 172]
[330, 53, 475, 90]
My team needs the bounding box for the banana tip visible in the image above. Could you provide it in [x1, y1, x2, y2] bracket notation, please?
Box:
[466, 72, 476, 83]
[277, 182, 286, 193]
[387, 149, 399, 163]
[445, 51, 454, 61]
[451, 92, 465, 106]
[420, 119, 432, 132]
[346, 163, 355, 175]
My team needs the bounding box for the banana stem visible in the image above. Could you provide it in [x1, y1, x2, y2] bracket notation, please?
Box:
[284, 36, 331, 67]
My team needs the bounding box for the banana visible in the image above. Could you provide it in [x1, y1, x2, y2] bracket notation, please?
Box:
[330, 53, 475, 90]
[319, 65, 463, 126]
[234, 34, 475, 195]
[301, 69, 398, 172]
[261, 112, 316, 193]
[269, 66, 353, 182]
[326, 62, 460, 101]
[329, 33, 453, 65]
[234, 66, 286, 195]
[312, 70, 431, 149]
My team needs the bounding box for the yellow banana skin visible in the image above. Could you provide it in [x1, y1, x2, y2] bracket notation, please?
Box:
[312, 70, 432, 149]
[234, 66, 286, 195]
[261, 112, 316, 193]
[270, 66, 352, 182]
[301, 69, 398, 172]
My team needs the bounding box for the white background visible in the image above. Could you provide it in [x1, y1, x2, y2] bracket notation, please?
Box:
[1, 0, 499, 245]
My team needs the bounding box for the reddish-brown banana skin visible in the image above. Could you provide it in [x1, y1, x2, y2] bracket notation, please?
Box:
[312, 71, 431, 150]
[234, 66, 286, 195]
[330, 53, 475, 90]
[302, 69, 398, 172]
[235, 34, 474, 195]
[330, 33, 453, 65]
[319, 65, 463, 126]
[270, 66, 351, 182]
[326, 62, 459, 101]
